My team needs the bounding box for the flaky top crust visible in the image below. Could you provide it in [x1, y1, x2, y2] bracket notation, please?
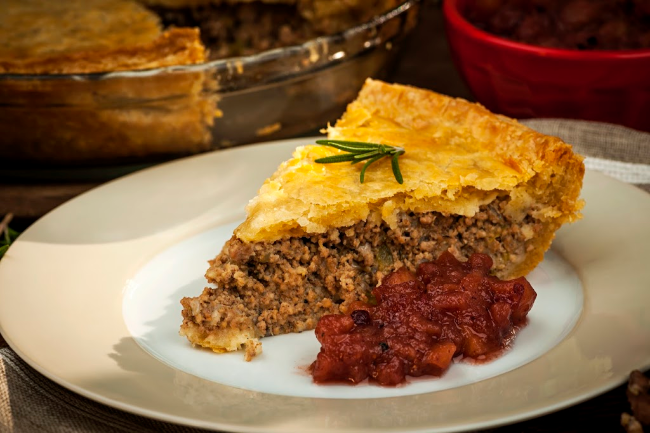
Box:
[0, 0, 205, 74]
[236, 79, 585, 243]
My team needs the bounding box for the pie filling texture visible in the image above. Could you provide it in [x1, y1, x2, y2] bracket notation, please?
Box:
[150, 0, 403, 60]
[179, 79, 585, 360]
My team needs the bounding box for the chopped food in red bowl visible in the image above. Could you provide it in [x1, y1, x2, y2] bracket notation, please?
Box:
[443, 0, 650, 132]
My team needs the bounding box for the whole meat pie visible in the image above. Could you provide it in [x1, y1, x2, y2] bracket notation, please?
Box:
[179, 79, 585, 360]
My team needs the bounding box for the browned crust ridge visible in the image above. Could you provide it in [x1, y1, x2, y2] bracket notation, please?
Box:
[1, 27, 205, 75]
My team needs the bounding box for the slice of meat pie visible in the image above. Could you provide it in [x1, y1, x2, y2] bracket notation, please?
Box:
[180, 79, 585, 360]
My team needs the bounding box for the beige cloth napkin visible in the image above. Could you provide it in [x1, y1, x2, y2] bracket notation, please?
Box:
[522, 119, 650, 193]
[0, 119, 648, 433]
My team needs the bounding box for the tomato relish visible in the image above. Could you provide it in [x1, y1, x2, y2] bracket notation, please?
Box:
[310, 252, 537, 386]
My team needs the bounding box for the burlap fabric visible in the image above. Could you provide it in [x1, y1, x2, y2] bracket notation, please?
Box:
[522, 119, 650, 193]
[0, 119, 648, 432]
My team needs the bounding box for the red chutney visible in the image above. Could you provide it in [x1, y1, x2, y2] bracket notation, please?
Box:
[310, 252, 537, 386]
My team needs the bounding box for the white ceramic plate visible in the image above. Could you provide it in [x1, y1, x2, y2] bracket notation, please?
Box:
[1, 137, 649, 432]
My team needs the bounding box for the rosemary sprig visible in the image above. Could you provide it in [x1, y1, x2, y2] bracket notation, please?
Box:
[314, 139, 405, 184]
[0, 213, 19, 260]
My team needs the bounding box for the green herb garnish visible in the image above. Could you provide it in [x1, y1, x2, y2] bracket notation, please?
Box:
[0, 213, 19, 260]
[314, 139, 405, 184]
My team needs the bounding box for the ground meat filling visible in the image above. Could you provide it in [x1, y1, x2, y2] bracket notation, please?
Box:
[182, 195, 544, 341]
[151, 1, 399, 60]
[152, 3, 315, 59]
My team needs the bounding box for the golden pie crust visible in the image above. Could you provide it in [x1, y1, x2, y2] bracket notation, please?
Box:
[142, 0, 404, 35]
[0, 0, 205, 74]
[237, 79, 584, 278]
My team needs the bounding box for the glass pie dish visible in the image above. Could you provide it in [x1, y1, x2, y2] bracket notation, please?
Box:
[0, 0, 421, 177]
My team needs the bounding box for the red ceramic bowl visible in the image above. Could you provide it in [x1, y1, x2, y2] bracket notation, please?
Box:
[443, 0, 650, 132]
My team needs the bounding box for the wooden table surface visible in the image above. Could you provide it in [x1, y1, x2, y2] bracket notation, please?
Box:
[0, 2, 639, 432]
